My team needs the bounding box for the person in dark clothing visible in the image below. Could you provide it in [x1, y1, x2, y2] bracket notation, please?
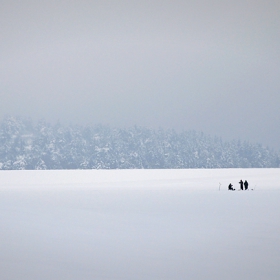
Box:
[239, 180, 244, 190]
[244, 180, 249, 190]
[228, 183, 235, 191]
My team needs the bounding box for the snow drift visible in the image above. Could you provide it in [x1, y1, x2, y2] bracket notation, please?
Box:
[1, 169, 280, 280]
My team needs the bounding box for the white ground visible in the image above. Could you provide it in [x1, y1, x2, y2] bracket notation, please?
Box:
[1, 169, 280, 280]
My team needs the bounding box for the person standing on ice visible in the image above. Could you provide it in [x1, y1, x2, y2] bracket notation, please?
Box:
[239, 180, 244, 190]
[244, 180, 249, 190]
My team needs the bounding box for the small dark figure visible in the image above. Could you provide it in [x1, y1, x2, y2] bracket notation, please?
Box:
[239, 180, 244, 190]
[244, 180, 249, 190]
[228, 183, 235, 191]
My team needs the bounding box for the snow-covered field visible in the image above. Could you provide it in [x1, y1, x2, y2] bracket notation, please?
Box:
[1, 169, 280, 280]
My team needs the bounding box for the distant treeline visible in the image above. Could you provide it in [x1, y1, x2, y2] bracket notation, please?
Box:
[0, 116, 279, 170]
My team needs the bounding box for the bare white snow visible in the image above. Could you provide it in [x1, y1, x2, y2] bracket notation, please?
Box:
[1, 169, 280, 280]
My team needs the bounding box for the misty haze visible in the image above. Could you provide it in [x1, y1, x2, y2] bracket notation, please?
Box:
[1, 1, 280, 280]
[1, 1, 280, 149]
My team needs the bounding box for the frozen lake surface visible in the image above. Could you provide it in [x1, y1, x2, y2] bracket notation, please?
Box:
[1, 169, 280, 280]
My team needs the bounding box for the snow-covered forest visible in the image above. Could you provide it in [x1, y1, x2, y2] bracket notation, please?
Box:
[0, 116, 279, 170]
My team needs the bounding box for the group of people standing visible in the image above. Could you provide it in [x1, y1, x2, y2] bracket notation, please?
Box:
[228, 179, 249, 191]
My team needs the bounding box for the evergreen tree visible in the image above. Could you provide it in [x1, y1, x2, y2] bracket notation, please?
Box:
[0, 116, 279, 170]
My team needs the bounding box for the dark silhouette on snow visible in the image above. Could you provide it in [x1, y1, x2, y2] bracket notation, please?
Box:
[239, 180, 244, 190]
[228, 183, 235, 191]
[244, 180, 249, 190]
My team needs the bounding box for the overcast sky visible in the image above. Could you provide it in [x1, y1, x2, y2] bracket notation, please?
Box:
[1, 0, 280, 150]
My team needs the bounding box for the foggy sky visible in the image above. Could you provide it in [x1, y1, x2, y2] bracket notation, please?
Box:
[1, 1, 280, 150]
